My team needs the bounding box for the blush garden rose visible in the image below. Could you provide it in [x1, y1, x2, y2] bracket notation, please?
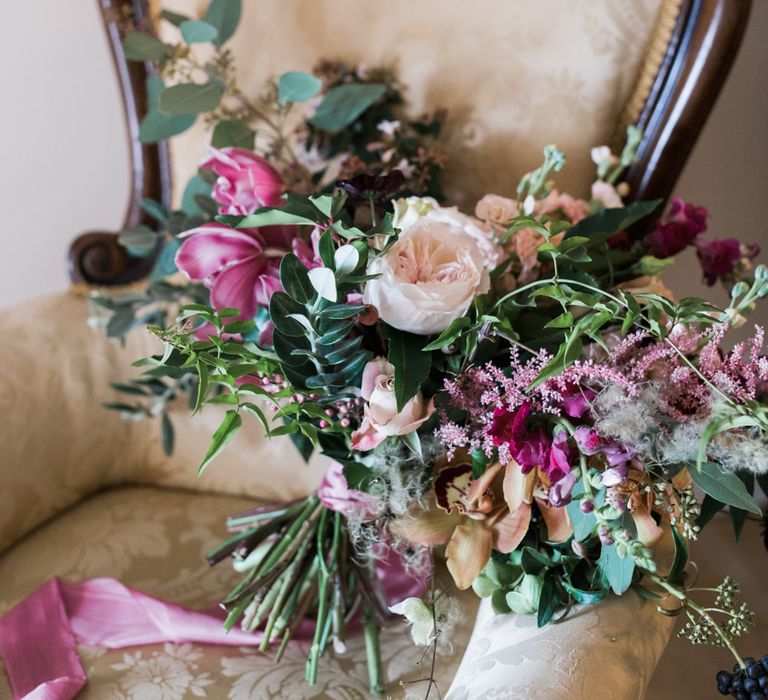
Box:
[363, 199, 500, 335]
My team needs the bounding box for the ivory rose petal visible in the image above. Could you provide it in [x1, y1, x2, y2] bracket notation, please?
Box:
[363, 205, 500, 335]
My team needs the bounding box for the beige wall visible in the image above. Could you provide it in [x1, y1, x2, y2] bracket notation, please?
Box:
[0, 1, 765, 311]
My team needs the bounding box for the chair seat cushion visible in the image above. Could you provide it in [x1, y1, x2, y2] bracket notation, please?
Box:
[0, 486, 477, 699]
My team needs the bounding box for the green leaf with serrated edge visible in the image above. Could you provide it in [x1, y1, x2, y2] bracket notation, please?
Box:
[421, 317, 470, 351]
[310, 83, 387, 132]
[211, 119, 255, 149]
[198, 410, 241, 474]
[598, 542, 635, 595]
[203, 0, 241, 47]
[689, 462, 762, 515]
[309, 194, 335, 217]
[240, 402, 270, 432]
[180, 19, 219, 43]
[385, 327, 433, 411]
[159, 81, 225, 116]
[667, 526, 688, 585]
[160, 412, 175, 456]
[194, 360, 209, 413]
[279, 253, 314, 304]
[278, 71, 322, 104]
[123, 32, 169, 61]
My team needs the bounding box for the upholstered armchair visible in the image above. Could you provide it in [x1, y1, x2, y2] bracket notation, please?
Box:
[1, 1, 756, 698]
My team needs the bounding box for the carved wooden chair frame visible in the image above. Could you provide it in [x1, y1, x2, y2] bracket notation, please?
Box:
[69, 0, 752, 286]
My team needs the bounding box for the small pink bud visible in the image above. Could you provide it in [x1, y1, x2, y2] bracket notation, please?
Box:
[319, 419, 329, 428]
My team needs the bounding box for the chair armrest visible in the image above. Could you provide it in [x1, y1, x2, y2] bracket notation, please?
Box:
[446, 593, 674, 699]
[0, 292, 155, 552]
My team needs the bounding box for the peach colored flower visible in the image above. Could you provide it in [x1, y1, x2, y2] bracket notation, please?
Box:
[475, 194, 519, 230]
[591, 181, 624, 209]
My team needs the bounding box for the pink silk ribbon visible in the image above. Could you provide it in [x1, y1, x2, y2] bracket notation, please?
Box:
[0, 463, 424, 700]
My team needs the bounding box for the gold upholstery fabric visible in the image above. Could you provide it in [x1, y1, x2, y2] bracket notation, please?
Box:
[159, 0, 667, 208]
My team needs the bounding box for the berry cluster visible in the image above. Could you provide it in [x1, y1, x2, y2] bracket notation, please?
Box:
[717, 655, 768, 697]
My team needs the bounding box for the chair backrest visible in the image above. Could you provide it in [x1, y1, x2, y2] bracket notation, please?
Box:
[68, 0, 751, 286]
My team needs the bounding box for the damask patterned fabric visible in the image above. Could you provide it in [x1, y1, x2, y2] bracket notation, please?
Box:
[159, 0, 665, 209]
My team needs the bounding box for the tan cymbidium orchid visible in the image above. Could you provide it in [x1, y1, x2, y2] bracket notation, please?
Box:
[392, 462, 530, 590]
[502, 460, 572, 543]
[612, 467, 666, 546]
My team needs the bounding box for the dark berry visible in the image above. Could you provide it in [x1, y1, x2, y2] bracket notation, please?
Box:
[749, 693, 763, 700]
[748, 664, 763, 680]
[746, 658, 758, 666]
[759, 676, 768, 690]
[734, 678, 744, 691]
[735, 692, 747, 700]
[721, 672, 736, 684]
[761, 655, 768, 673]
[745, 678, 758, 692]
[719, 684, 732, 696]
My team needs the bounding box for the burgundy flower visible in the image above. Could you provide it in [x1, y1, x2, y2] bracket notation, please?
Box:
[644, 197, 708, 258]
[695, 238, 759, 286]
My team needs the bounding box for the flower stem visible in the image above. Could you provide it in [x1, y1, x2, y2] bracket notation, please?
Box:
[647, 573, 746, 669]
[363, 600, 385, 695]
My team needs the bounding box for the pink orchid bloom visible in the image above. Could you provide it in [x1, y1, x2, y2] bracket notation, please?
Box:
[176, 224, 321, 321]
[202, 147, 284, 216]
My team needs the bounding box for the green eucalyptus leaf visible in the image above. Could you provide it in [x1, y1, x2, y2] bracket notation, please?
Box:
[237, 209, 317, 228]
[689, 462, 762, 515]
[159, 81, 226, 116]
[123, 32, 169, 61]
[598, 542, 635, 595]
[697, 493, 726, 528]
[278, 71, 322, 104]
[310, 83, 387, 132]
[118, 225, 157, 257]
[211, 119, 255, 149]
[203, 0, 242, 47]
[667, 525, 688, 585]
[139, 110, 196, 143]
[180, 19, 219, 43]
[537, 578, 560, 627]
[562, 581, 608, 605]
[161, 10, 190, 26]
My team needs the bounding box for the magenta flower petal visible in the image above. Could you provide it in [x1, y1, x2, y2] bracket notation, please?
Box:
[175, 226, 262, 282]
[210, 256, 267, 319]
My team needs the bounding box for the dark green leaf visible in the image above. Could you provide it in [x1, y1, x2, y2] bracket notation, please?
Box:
[203, 0, 242, 47]
[180, 174, 213, 216]
[159, 81, 226, 116]
[161, 10, 190, 26]
[667, 525, 688, 585]
[269, 292, 307, 337]
[122, 32, 169, 61]
[279, 254, 314, 304]
[318, 304, 366, 320]
[180, 19, 219, 43]
[278, 71, 322, 104]
[289, 430, 314, 462]
[697, 493, 726, 528]
[211, 119, 255, 149]
[342, 462, 373, 490]
[106, 309, 137, 338]
[385, 327, 433, 411]
[310, 83, 387, 132]
[689, 462, 762, 515]
[421, 317, 470, 351]
[565, 200, 662, 246]
[237, 208, 318, 228]
[521, 547, 551, 576]
[537, 578, 560, 627]
[198, 410, 241, 474]
[161, 411, 175, 456]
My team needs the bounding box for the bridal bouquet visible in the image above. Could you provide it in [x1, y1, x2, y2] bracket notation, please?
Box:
[97, 4, 768, 697]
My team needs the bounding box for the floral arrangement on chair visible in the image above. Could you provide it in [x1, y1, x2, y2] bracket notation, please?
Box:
[89, 3, 768, 697]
